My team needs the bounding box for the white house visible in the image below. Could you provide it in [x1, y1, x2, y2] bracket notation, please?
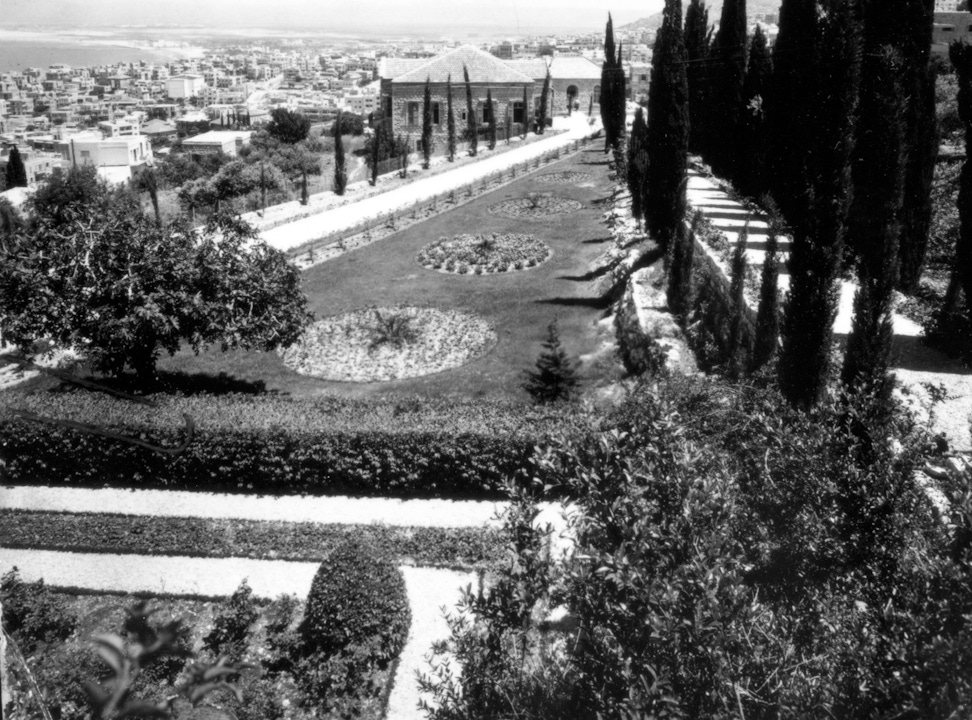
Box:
[57, 132, 154, 183]
[166, 75, 205, 100]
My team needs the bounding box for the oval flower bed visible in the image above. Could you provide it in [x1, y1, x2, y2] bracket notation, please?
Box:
[487, 194, 583, 218]
[417, 233, 551, 274]
[279, 306, 497, 382]
[533, 171, 593, 184]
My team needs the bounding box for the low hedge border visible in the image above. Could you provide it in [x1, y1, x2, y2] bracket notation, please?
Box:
[0, 510, 504, 570]
[0, 391, 592, 499]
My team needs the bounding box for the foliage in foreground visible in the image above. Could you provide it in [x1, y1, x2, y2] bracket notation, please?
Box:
[421, 376, 972, 719]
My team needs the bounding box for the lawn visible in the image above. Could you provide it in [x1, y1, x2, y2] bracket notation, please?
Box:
[155, 147, 619, 401]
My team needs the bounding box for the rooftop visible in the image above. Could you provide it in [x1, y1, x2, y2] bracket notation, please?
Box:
[390, 45, 534, 85]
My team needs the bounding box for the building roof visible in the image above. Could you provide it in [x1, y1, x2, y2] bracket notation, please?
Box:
[141, 119, 177, 135]
[182, 130, 252, 145]
[391, 45, 534, 85]
[506, 56, 602, 81]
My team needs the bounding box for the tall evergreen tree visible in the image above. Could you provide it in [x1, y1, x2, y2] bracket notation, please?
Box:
[778, 0, 862, 408]
[645, 0, 690, 252]
[523, 85, 530, 138]
[333, 111, 347, 196]
[667, 195, 695, 319]
[627, 107, 649, 229]
[370, 121, 382, 185]
[727, 223, 750, 379]
[705, 0, 747, 182]
[610, 42, 627, 150]
[422, 76, 434, 169]
[947, 42, 972, 337]
[522, 319, 579, 404]
[537, 70, 551, 135]
[486, 89, 497, 149]
[4, 146, 28, 188]
[447, 74, 457, 162]
[739, 26, 773, 199]
[751, 223, 781, 372]
[464, 64, 478, 157]
[600, 13, 617, 149]
[684, 0, 712, 156]
[767, 0, 819, 228]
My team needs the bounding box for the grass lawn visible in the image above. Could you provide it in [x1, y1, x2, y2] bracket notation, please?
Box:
[156, 147, 619, 401]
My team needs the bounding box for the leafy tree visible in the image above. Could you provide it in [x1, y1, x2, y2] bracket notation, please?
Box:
[646, 0, 689, 251]
[266, 107, 311, 145]
[751, 221, 781, 372]
[0, 183, 311, 383]
[522, 319, 579, 403]
[684, 0, 712, 155]
[705, 0, 747, 182]
[5, 145, 28, 188]
[626, 107, 649, 229]
[333, 111, 347, 195]
[329, 112, 365, 137]
[486, 88, 497, 149]
[779, 0, 862, 408]
[464, 64, 477, 157]
[739, 26, 772, 199]
[422, 77, 434, 168]
[843, 46, 906, 404]
[447, 74, 457, 161]
[537, 71, 551, 135]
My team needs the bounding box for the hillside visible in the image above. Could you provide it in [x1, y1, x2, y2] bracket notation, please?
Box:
[619, 0, 782, 32]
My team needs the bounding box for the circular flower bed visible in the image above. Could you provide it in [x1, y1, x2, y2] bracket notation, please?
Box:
[279, 306, 496, 382]
[487, 194, 583, 219]
[533, 171, 593, 184]
[417, 233, 551, 274]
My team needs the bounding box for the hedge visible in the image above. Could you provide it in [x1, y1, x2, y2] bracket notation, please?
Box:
[0, 510, 503, 569]
[0, 391, 593, 498]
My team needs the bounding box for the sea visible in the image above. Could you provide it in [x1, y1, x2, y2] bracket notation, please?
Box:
[0, 35, 200, 74]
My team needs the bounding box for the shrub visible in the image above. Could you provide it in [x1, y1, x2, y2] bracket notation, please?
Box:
[367, 308, 419, 350]
[299, 538, 409, 662]
[203, 579, 259, 662]
[523, 320, 580, 403]
[0, 568, 77, 654]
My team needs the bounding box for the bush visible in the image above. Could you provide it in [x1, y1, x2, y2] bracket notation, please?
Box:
[0, 568, 77, 654]
[299, 538, 409, 662]
[203, 580, 259, 661]
[0, 391, 592, 499]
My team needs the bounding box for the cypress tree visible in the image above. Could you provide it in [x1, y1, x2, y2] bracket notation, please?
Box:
[422, 76, 434, 169]
[447, 74, 457, 162]
[588, 93, 594, 117]
[727, 223, 750, 379]
[537, 69, 551, 135]
[610, 42, 627, 150]
[600, 13, 616, 149]
[778, 0, 862, 408]
[684, 0, 712, 156]
[487, 88, 497, 149]
[522, 319, 579, 403]
[464, 64, 477, 157]
[667, 193, 695, 319]
[645, 0, 690, 252]
[947, 42, 972, 336]
[4, 146, 28, 188]
[751, 223, 781, 372]
[739, 26, 773, 199]
[767, 0, 819, 228]
[370, 121, 382, 185]
[333, 111, 347, 196]
[627, 107, 649, 229]
[301, 168, 309, 205]
[706, 0, 747, 182]
[523, 85, 530, 138]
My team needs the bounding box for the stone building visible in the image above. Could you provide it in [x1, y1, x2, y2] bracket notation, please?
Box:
[506, 56, 603, 117]
[379, 45, 536, 151]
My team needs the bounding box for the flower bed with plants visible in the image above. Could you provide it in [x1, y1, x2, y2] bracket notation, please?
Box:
[487, 194, 583, 219]
[279, 306, 497, 382]
[416, 233, 551, 274]
[532, 170, 593, 184]
[0, 510, 503, 569]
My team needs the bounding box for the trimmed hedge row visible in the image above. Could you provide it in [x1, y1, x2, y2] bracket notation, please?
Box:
[0, 391, 592, 498]
[0, 510, 503, 569]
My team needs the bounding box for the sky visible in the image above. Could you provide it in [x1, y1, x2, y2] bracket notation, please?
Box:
[1, 0, 666, 34]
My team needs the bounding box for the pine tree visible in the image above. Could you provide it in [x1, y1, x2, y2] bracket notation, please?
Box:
[537, 69, 551, 135]
[4, 145, 28, 188]
[646, 0, 690, 252]
[333, 111, 347, 196]
[684, 0, 712, 156]
[422, 76, 434, 169]
[627, 107, 649, 229]
[447, 74, 457, 162]
[522, 319, 579, 403]
[464, 64, 477, 157]
[778, 0, 862, 408]
[751, 223, 781, 372]
[486, 88, 497, 149]
[705, 0, 747, 182]
[739, 26, 772, 199]
[727, 223, 750, 379]
[767, 0, 819, 228]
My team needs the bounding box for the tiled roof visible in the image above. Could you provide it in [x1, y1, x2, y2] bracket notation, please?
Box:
[391, 45, 534, 85]
[506, 56, 603, 81]
[379, 57, 427, 79]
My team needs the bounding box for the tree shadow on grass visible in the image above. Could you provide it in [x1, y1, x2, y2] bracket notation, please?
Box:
[582, 235, 614, 244]
[559, 265, 612, 282]
[535, 295, 614, 311]
[72, 370, 271, 396]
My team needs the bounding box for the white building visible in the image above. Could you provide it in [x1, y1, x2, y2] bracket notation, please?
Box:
[166, 74, 205, 100]
[58, 132, 154, 183]
[180, 130, 253, 158]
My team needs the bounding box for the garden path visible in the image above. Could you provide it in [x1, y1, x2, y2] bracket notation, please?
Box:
[259, 114, 598, 253]
[686, 168, 972, 451]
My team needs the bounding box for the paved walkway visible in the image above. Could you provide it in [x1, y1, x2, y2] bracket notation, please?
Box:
[260, 114, 599, 253]
[686, 168, 972, 450]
